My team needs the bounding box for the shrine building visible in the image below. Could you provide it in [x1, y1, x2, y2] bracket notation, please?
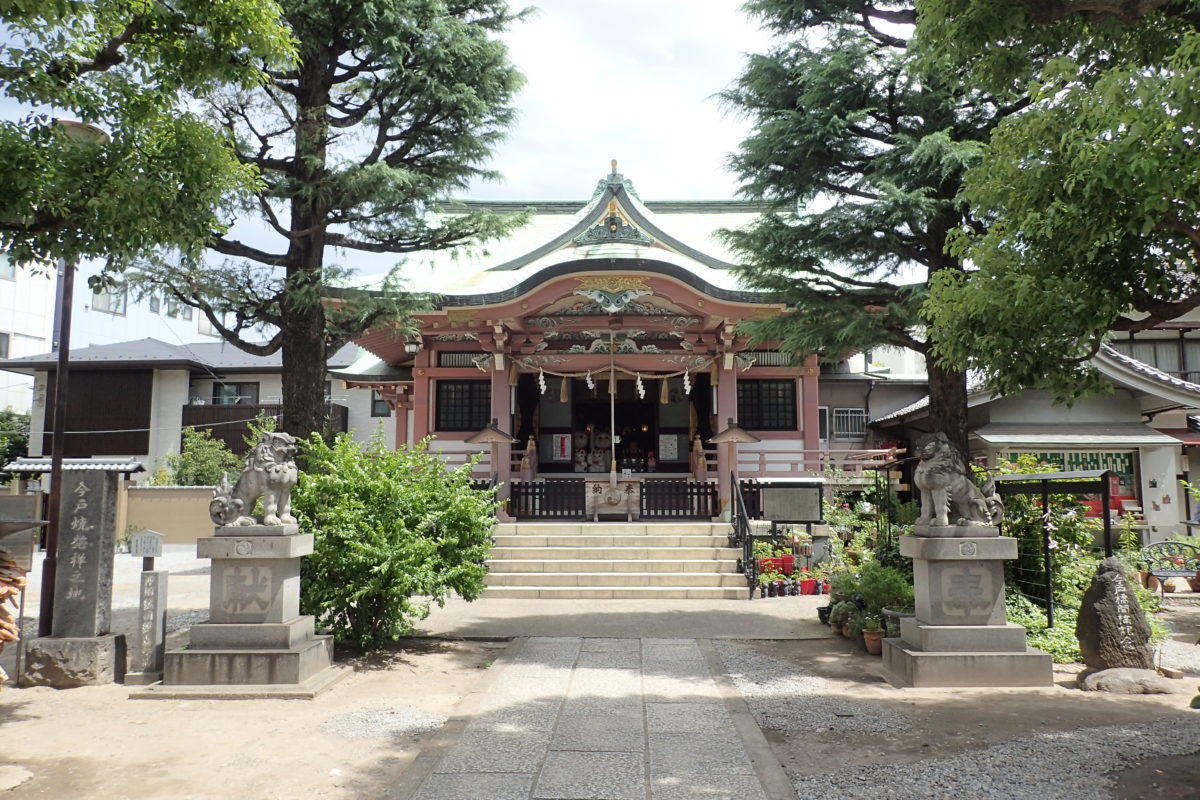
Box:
[343, 164, 874, 521]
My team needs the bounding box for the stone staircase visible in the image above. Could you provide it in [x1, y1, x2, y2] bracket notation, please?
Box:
[483, 522, 746, 599]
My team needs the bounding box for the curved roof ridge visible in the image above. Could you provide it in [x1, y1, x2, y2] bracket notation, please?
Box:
[1095, 341, 1200, 395]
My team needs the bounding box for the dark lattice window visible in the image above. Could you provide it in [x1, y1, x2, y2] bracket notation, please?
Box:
[435, 380, 490, 431]
[737, 379, 796, 430]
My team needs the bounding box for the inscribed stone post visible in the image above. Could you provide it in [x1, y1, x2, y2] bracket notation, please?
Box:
[51, 471, 118, 638]
[126, 570, 168, 684]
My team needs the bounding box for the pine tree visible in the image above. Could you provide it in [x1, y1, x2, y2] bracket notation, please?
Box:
[722, 0, 1017, 459]
[128, 0, 529, 439]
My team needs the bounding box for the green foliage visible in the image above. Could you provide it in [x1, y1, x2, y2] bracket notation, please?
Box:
[856, 560, 914, 620]
[123, 0, 531, 440]
[994, 454, 1102, 601]
[0, 0, 295, 266]
[293, 433, 498, 650]
[1006, 588, 1083, 663]
[0, 408, 29, 484]
[919, 1, 1200, 399]
[157, 427, 243, 486]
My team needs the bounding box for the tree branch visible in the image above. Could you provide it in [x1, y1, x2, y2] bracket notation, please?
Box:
[209, 236, 290, 266]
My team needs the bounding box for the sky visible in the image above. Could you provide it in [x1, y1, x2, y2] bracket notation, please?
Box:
[463, 0, 772, 201]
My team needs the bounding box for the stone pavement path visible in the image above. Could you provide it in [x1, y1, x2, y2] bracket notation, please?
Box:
[398, 637, 790, 800]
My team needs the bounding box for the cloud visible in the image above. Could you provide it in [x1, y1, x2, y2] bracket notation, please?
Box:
[467, 0, 771, 200]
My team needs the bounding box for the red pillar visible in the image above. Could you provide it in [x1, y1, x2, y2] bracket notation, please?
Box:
[412, 350, 431, 444]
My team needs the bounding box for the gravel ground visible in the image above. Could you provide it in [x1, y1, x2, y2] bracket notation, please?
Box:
[714, 639, 1200, 800]
[786, 719, 1200, 800]
[712, 639, 912, 736]
[321, 707, 447, 741]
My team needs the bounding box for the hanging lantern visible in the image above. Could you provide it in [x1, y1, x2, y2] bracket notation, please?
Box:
[586, 370, 595, 390]
[636, 373, 645, 399]
[538, 368, 547, 394]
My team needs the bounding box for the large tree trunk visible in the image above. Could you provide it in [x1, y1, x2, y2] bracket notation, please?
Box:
[279, 45, 332, 443]
[280, 301, 328, 441]
[926, 356, 969, 467]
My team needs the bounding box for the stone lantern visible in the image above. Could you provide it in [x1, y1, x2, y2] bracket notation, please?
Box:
[708, 418, 761, 516]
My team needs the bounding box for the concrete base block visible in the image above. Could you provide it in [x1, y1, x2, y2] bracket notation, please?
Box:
[21, 634, 126, 687]
[130, 664, 352, 700]
[187, 616, 315, 650]
[163, 635, 333, 685]
[900, 618, 1030, 653]
[881, 638, 1053, 688]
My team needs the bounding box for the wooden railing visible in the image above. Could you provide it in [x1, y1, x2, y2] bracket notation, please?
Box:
[509, 479, 587, 520]
[639, 479, 717, 520]
[735, 448, 904, 480]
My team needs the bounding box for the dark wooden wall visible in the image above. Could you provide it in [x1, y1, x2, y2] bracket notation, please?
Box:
[44, 370, 152, 456]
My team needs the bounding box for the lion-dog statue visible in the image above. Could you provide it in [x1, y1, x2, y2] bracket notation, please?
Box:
[913, 432, 1003, 527]
[209, 431, 299, 527]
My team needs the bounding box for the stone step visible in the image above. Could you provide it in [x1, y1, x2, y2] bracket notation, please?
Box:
[481, 585, 748, 600]
[483, 571, 746, 588]
[488, 558, 738, 574]
[494, 522, 731, 536]
[489, 546, 736, 560]
[492, 534, 730, 548]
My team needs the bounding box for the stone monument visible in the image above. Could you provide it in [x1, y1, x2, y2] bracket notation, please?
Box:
[142, 432, 347, 697]
[11, 459, 144, 687]
[1073, 557, 1176, 693]
[881, 433, 1053, 687]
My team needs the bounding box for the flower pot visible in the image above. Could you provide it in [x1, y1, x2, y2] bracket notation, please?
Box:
[862, 628, 884, 656]
[780, 555, 794, 575]
[1163, 578, 1177, 593]
[800, 579, 817, 595]
[842, 619, 852, 638]
[1187, 575, 1200, 593]
[817, 605, 831, 625]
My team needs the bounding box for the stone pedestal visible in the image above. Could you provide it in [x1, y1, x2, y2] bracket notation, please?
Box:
[881, 527, 1053, 688]
[21, 634, 125, 687]
[142, 524, 347, 698]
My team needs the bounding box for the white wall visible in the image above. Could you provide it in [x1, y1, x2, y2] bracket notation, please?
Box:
[147, 368, 190, 474]
[0, 257, 56, 412]
[341, 385, 395, 445]
[988, 389, 1142, 424]
[1140, 445, 1185, 541]
[71, 261, 227, 348]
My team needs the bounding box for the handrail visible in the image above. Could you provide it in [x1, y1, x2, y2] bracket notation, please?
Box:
[731, 471, 757, 599]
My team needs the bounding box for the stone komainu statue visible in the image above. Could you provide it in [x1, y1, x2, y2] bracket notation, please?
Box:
[209, 431, 299, 527]
[913, 432, 1004, 527]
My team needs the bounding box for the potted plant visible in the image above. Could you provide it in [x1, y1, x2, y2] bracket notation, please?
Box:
[858, 614, 885, 655]
[828, 600, 856, 634]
